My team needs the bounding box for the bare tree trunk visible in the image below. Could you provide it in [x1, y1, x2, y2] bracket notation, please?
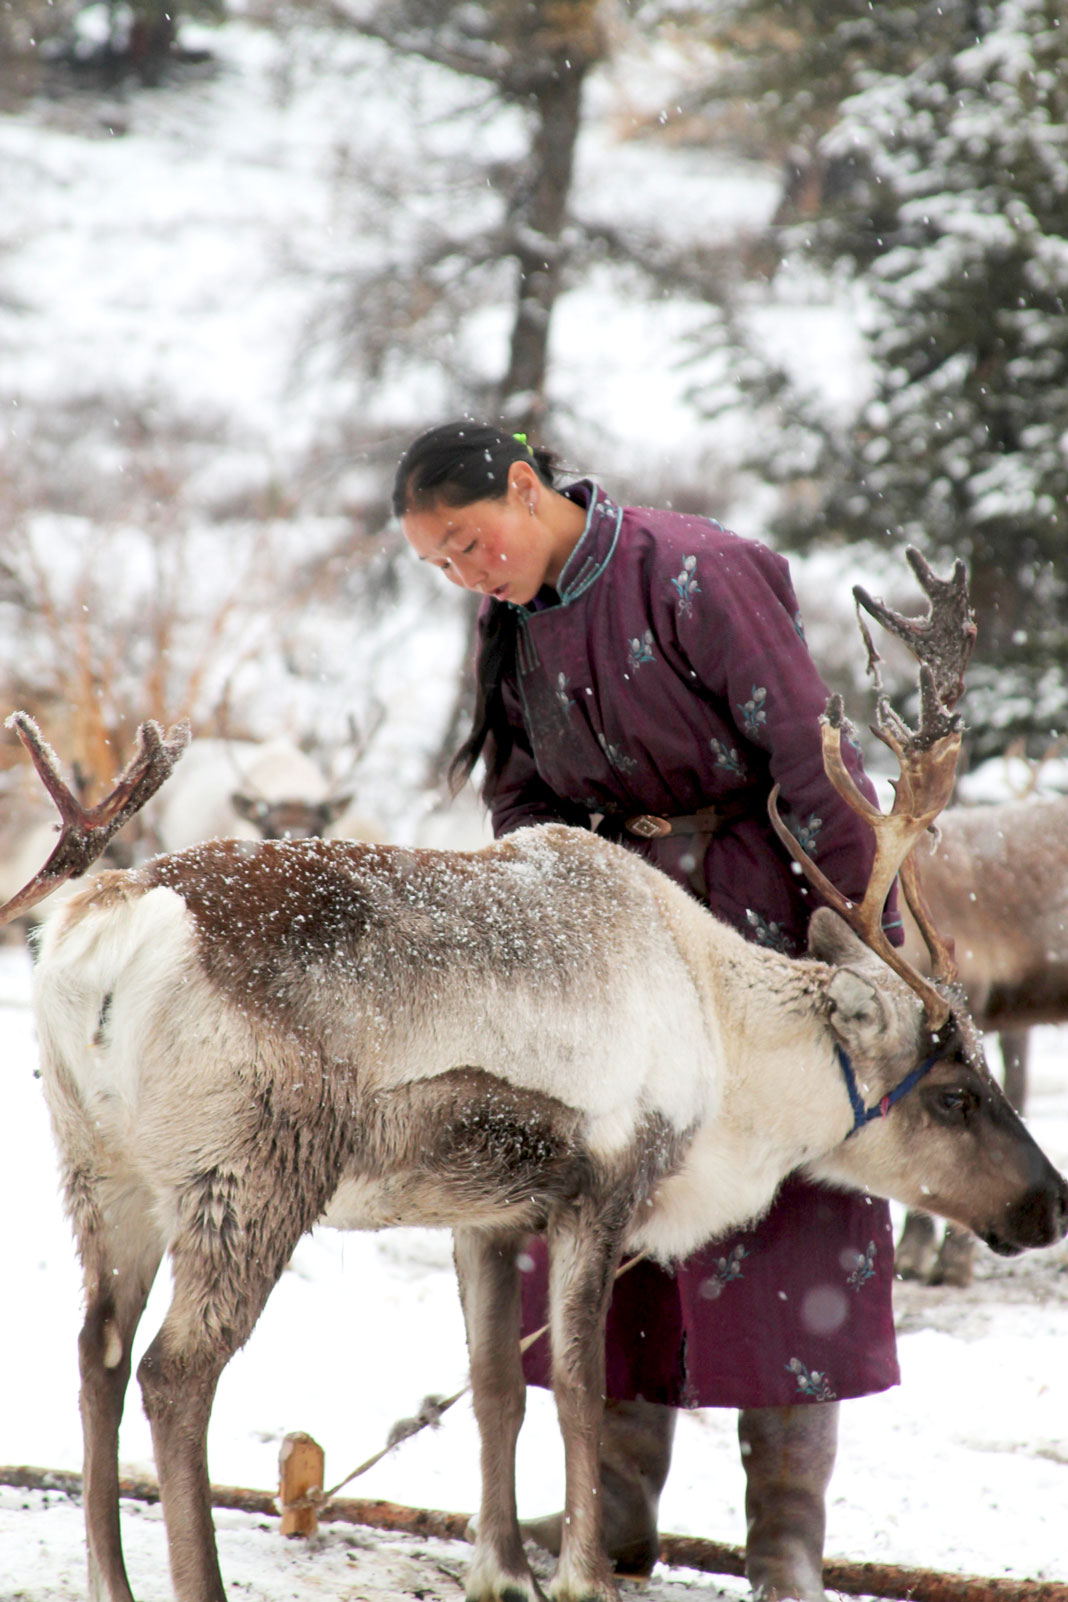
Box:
[429, 40, 593, 789]
[497, 56, 589, 435]
[336, 3, 602, 788]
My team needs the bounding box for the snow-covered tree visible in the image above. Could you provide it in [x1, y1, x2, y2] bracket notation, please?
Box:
[723, 0, 1068, 757]
[279, 0, 755, 451]
[279, 0, 607, 438]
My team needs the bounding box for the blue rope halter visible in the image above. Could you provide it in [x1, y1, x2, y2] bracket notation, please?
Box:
[836, 1043, 943, 1138]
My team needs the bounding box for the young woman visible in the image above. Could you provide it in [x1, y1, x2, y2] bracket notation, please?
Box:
[396, 420, 903, 1601]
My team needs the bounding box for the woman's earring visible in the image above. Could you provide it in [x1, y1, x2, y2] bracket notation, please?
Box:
[528, 501, 535, 517]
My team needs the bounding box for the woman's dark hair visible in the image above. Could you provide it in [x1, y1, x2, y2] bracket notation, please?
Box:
[393, 420, 561, 798]
[392, 419, 556, 517]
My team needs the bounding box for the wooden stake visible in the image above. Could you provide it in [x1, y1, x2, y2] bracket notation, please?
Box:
[278, 1432, 324, 1537]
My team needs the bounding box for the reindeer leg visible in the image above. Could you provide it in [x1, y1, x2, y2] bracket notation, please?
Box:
[139, 1325, 233, 1602]
[893, 1209, 939, 1282]
[546, 1200, 629, 1602]
[138, 1172, 313, 1602]
[76, 1195, 165, 1602]
[453, 1226, 539, 1602]
[931, 1225, 977, 1288]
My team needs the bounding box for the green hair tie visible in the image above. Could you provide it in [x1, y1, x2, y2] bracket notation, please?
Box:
[513, 432, 533, 453]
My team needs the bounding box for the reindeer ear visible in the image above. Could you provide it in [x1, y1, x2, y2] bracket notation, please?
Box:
[826, 967, 890, 1047]
[807, 907, 872, 966]
[812, 911, 892, 1045]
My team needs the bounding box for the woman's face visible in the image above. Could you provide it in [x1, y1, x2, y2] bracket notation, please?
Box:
[402, 462, 559, 607]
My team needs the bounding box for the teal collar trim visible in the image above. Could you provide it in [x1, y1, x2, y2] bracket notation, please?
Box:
[556, 480, 622, 604]
[510, 481, 621, 672]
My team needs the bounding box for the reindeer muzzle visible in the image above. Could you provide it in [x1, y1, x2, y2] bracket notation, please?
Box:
[981, 1169, 1068, 1256]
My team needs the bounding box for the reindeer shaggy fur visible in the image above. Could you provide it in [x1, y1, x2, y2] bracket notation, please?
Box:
[31, 824, 1068, 1602]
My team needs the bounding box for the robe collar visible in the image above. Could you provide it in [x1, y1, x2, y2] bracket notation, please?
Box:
[521, 479, 623, 612]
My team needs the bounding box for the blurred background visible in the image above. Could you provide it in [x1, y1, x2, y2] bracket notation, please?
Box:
[1, 0, 1066, 862]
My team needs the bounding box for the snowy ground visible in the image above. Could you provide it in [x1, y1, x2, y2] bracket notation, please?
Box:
[2, 940, 1067, 1600]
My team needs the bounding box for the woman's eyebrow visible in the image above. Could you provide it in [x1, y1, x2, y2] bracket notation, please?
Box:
[415, 522, 459, 561]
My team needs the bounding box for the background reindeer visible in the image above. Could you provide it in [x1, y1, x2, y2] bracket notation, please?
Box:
[147, 709, 389, 852]
[895, 772, 1068, 1284]
[0, 730, 387, 947]
[148, 735, 374, 849]
[5, 554, 1067, 1602]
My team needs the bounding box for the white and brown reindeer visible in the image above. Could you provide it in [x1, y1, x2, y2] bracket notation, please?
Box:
[4, 552, 1068, 1602]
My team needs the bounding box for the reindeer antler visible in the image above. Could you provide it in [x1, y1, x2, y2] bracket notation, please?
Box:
[0, 714, 190, 927]
[769, 547, 976, 1030]
[853, 545, 975, 714]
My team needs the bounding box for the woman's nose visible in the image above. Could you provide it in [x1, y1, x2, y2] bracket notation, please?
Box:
[451, 554, 485, 591]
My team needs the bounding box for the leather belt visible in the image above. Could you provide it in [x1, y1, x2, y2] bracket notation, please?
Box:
[624, 794, 758, 840]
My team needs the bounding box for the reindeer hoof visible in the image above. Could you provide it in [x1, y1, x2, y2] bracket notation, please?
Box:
[548, 1555, 620, 1602]
[465, 1580, 541, 1602]
[547, 1585, 619, 1602]
[464, 1542, 542, 1602]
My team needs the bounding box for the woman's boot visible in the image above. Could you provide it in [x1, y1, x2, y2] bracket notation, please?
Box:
[520, 1397, 677, 1578]
[738, 1402, 838, 1602]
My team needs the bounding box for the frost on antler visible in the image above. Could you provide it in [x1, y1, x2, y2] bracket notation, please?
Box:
[0, 714, 190, 926]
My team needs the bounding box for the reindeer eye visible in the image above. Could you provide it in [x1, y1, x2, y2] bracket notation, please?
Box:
[932, 1086, 976, 1123]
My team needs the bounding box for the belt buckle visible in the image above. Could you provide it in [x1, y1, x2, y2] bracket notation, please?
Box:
[626, 814, 671, 839]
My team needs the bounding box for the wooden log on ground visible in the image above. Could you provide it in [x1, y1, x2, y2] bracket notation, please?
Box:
[660, 1533, 1068, 1602]
[1, 1464, 1064, 1602]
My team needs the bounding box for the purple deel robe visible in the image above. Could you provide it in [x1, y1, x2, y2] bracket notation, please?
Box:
[483, 481, 902, 1409]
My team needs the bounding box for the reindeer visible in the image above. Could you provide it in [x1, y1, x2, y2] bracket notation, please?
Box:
[893, 782, 1068, 1284]
[149, 715, 388, 852]
[6, 553, 1067, 1602]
